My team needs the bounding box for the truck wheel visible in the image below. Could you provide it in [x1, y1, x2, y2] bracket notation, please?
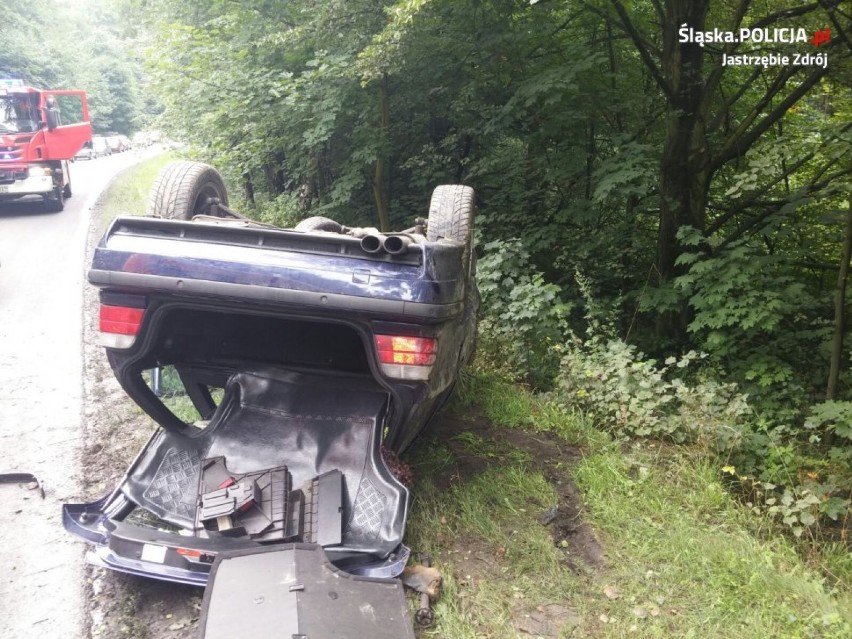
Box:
[63, 181, 72, 199]
[44, 187, 65, 213]
[426, 185, 475, 246]
[146, 160, 229, 220]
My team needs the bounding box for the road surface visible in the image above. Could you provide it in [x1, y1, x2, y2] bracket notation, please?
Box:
[0, 151, 155, 639]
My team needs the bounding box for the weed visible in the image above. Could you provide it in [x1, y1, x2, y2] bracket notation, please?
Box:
[573, 447, 852, 637]
[100, 152, 176, 228]
[410, 372, 852, 638]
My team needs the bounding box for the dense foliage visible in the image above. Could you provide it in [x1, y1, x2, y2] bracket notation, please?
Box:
[136, 0, 852, 536]
[0, 0, 143, 134]
[3, 0, 850, 536]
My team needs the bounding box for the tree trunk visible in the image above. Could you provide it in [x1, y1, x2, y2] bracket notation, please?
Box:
[243, 172, 255, 205]
[827, 196, 852, 402]
[372, 74, 391, 232]
[655, 0, 711, 341]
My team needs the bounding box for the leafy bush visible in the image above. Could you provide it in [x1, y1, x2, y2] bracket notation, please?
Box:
[252, 192, 302, 229]
[806, 401, 852, 443]
[557, 338, 750, 443]
[670, 228, 824, 421]
[475, 238, 569, 387]
[558, 337, 852, 538]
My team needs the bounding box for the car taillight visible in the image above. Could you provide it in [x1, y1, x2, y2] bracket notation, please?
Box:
[375, 335, 437, 380]
[99, 304, 144, 349]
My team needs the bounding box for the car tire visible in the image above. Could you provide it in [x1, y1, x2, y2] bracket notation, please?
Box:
[44, 187, 64, 213]
[146, 161, 229, 220]
[294, 216, 344, 233]
[426, 185, 475, 247]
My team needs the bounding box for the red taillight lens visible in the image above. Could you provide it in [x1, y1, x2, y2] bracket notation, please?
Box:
[375, 335, 437, 380]
[100, 305, 144, 335]
[99, 304, 144, 349]
[375, 335, 437, 366]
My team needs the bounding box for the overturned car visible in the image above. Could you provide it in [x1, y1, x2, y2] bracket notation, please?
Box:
[63, 161, 478, 597]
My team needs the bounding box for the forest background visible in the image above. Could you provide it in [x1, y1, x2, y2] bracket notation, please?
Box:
[3, 0, 852, 545]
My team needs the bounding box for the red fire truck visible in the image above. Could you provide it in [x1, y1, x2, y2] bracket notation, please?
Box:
[0, 79, 92, 212]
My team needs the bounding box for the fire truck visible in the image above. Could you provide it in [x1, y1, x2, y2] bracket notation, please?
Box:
[0, 79, 92, 212]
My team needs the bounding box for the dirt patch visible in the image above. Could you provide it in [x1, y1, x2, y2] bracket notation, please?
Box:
[426, 408, 605, 573]
[402, 408, 603, 636]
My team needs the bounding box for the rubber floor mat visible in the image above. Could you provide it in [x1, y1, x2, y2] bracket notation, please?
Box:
[121, 367, 408, 557]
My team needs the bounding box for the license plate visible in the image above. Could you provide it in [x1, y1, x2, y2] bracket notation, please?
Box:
[140, 543, 167, 563]
[0, 186, 8, 194]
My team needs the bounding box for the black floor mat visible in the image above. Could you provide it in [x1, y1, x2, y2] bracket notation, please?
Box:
[121, 367, 408, 557]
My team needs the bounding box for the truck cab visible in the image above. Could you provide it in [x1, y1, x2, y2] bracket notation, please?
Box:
[0, 78, 92, 212]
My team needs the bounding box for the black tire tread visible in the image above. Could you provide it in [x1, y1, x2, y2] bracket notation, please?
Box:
[44, 188, 64, 213]
[426, 185, 475, 244]
[294, 216, 344, 233]
[62, 160, 72, 199]
[146, 160, 228, 220]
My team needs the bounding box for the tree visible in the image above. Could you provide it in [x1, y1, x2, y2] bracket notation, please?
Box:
[600, 0, 846, 341]
[0, 0, 142, 133]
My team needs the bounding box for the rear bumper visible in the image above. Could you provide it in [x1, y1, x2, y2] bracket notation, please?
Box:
[0, 172, 54, 197]
[89, 269, 462, 320]
[90, 216, 469, 318]
[64, 500, 410, 586]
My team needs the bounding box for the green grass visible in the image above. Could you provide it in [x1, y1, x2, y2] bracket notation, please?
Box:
[98, 152, 176, 231]
[404, 370, 852, 638]
[573, 448, 851, 637]
[456, 368, 611, 448]
[406, 464, 577, 638]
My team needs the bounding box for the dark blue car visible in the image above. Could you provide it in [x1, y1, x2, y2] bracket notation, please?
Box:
[64, 161, 478, 588]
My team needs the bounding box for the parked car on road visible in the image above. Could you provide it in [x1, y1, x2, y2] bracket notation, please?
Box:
[105, 136, 125, 153]
[91, 136, 111, 157]
[73, 142, 95, 161]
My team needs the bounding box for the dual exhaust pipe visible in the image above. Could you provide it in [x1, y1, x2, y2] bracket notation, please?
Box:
[360, 233, 416, 256]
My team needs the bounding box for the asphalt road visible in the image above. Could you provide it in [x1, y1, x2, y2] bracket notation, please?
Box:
[0, 151, 153, 639]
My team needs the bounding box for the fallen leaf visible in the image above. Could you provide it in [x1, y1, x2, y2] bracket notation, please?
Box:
[603, 585, 620, 600]
[632, 606, 647, 619]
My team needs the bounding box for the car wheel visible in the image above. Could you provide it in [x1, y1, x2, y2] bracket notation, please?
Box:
[294, 216, 344, 233]
[426, 184, 475, 263]
[146, 160, 229, 220]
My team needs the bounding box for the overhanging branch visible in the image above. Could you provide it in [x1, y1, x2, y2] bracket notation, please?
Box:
[608, 0, 673, 99]
[713, 65, 829, 170]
